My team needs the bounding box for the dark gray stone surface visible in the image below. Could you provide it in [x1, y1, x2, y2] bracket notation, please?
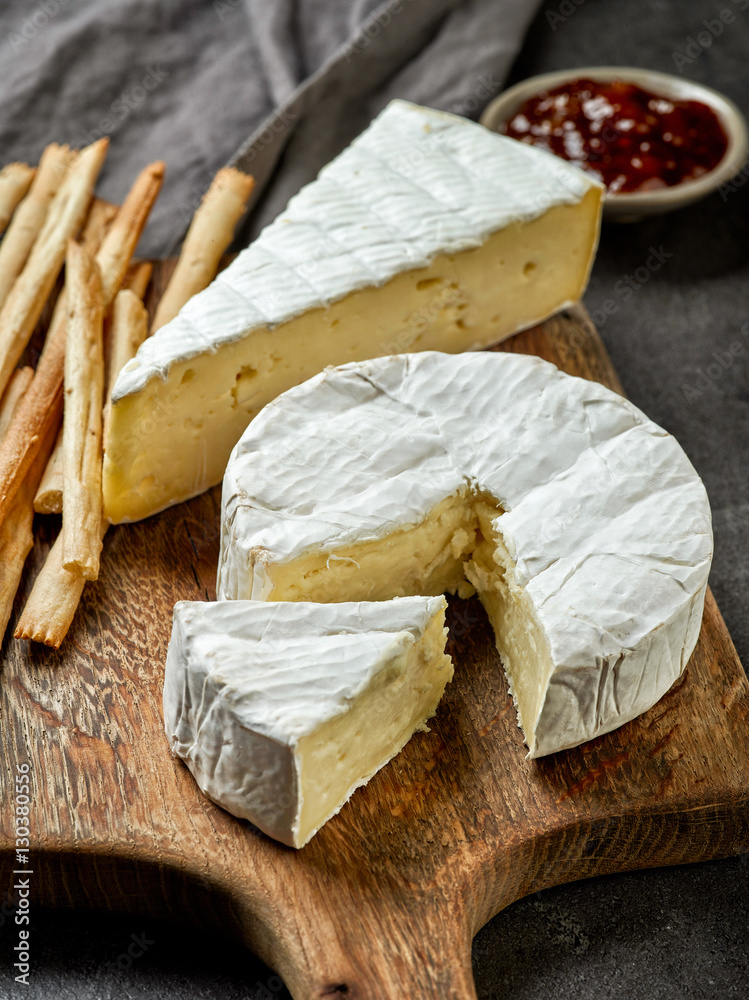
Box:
[514, 0, 749, 676]
[1, 0, 747, 997]
[0, 854, 747, 999]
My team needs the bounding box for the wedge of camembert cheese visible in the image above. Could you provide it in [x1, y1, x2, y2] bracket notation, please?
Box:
[104, 99, 604, 523]
[218, 352, 713, 758]
[164, 596, 452, 848]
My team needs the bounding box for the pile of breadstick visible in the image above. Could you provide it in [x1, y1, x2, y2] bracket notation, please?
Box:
[0, 147, 254, 648]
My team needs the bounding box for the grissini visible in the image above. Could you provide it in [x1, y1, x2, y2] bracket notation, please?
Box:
[19, 260, 152, 645]
[41, 196, 121, 368]
[0, 367, 33, 442]
[96, 162, 166, 305]
[37, 283, 151, 514]
[151, 166, 253, 332]
[14, 520, 107, 648]
[122, 260, 152, 300]
[0, 387, 58, 640]
[0, 139, 109, 401]
[34, 197, 123, 516]
[79, 197, 119, 256]
[103, 289, 148, 441]
[0, 162, 35, 234]
[0, 144, 76, 311]
[0, 160, 164, 530]
[61, 240, 105, 580]
[34, 427, 64, 515]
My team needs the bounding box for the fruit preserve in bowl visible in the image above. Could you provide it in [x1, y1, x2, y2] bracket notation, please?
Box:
[480, 67, 748, 221]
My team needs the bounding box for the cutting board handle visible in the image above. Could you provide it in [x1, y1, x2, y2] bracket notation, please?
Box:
[3, 294, 749, 1000]
[267, 900, 478, 1000]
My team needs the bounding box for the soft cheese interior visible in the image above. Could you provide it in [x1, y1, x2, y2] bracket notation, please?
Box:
[104, 99, 603, 523]
[463, 499, 555, 745]
[263, 491, 478, 603]
[295, 608, 450, 846]
[225, 490, 556, 755]
[164, 597, 453, 848]
[105, 194, 600, 522]
[218, 352, 713, 758]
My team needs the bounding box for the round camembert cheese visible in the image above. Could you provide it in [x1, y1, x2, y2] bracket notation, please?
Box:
[218, 351, 712, 758]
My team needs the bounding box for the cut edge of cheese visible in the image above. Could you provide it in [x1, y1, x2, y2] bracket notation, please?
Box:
[216, 352, 712, 759]
[463, 498, 707, 757]
[163, 596, 453, 848]
[222, 486, 706, 759]
[103, 99, 603, 524]
[294, 606, 451, 846]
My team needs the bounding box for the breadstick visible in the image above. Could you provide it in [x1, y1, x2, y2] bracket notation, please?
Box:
[34, 197, 122, 514]
[0, 163, 35, 234]
[0, 487, 36, 640]
[104, 289, 148, 436]
[122, 260, 152, 300]
[0, 159, 163, 529]
[0, 367, 34, 442]
[0, 145, 76, 311]
[97, 161, 165, 305]
[46, 287, 149, 516]
[79, 197, 119, 256]
[0, 169, 102, 625]
[61, 241, 105, 580]
[0, 138, 109, 401]
[20, 262, 152, 645]
[151, 166, 253, 331]
[14, 521, 108, 648]
[0, 393, 58, 639]
[0, 367, 36, 625]
[33, 428, 63, 515]
[39, 195, 120, 370]
[35, 270, 150, 515]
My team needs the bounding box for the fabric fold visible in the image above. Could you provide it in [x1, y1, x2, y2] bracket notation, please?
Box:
[0, 0, 542, 257]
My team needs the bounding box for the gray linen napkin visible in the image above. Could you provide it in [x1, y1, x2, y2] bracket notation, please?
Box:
[0, 0, 542, 257]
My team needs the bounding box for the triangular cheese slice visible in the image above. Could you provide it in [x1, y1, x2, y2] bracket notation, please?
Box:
[105, 99, 603, 522]
[164, 596, 452, 848]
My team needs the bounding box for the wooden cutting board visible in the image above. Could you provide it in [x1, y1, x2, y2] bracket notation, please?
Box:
[1, 263, 748, 1000]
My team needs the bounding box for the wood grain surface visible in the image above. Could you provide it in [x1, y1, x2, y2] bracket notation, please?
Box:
[1, 264, 748, 1000]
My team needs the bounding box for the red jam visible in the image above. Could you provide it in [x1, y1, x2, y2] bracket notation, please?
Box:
[500, 78, 728, 193]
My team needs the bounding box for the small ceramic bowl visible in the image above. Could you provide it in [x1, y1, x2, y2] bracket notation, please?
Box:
[480, 66, 749, 222]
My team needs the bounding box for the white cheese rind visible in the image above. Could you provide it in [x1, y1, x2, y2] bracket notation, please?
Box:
[103, 100, 602, 522]
[164, 596, 451, 847]
[217, 351, 713, 757]
[114, 101, 595, 402]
